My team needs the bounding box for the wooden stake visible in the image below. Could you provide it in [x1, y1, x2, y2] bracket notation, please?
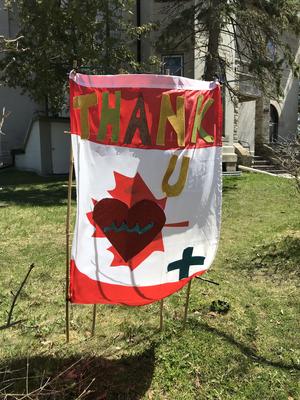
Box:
[91, 304, 97, 336]
[65, 145, 73, 343]
[159, 299, 164, 331]
[183, 279, 192, 328]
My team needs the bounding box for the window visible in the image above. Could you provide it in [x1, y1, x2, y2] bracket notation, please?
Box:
[162, 55, 184, 76]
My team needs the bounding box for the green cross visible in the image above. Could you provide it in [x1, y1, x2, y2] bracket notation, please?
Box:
[167, 247, 205, 280]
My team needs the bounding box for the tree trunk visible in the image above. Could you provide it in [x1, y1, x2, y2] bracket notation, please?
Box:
[44, 95, 49, 117]
[203, 0, 222, 81]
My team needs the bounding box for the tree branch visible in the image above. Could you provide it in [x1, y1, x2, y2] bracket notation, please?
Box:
[0, 263, 35, 331]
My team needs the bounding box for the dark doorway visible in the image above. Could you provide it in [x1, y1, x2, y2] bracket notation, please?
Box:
[269, 104, 278, 142]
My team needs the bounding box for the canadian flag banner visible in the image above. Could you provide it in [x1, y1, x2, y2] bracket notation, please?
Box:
[69, 73, 222, 306]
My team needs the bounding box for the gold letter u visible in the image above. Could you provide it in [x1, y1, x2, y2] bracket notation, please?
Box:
[162, 155, 190, 197]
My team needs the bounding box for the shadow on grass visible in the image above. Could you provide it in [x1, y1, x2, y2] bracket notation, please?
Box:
[239, 234, 300, 280]
[0, 169, 74, 207]
[0, 169, 240, 207]
[0, 345, 155, 399]
[222, 179, 239, 194]
[189, 319, 300, 372]
[0, 168, 68, 186]
[0, 184, 75, 207]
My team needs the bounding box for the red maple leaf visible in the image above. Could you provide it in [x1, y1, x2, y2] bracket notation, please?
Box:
[87, 172, 167, 270]
[109, 172, 167, 209]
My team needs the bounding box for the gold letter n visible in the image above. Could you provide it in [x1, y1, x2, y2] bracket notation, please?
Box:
[156, 94, 185, 147]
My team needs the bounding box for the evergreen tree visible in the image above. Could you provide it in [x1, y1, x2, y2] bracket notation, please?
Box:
[157, 0, 300, 97]
[0, 0, 154, 115]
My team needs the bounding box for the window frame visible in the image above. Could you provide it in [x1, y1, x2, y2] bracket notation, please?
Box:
[161, 54, 184, 77]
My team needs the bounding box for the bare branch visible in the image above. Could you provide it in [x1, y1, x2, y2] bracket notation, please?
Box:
[0, 264, 35, 331]
[267, 138, 300, 193]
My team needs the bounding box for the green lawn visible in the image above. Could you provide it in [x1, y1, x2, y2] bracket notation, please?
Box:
[0, 169, 299, 399]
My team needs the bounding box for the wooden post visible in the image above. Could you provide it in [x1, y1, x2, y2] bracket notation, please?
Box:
[91, 304, 97, 336]
[65, 145, 73, 343]
[158, 68, 172, 332]
[159, 299, 164, 331]
[183, 279, 192, 328]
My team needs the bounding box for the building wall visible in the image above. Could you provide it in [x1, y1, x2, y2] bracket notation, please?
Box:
[51, 121, 71, 174]
[0, 87, 40, 150]
[271, 77, 299, 140]
[15, 118, 70, 175]
[255, 97, 270, 148]
[276, 34, 300, 140]
[237, 101, 256, 154]
[141, 0, 195, 78]
[15, 120, 42, 172]
[0, 1, 41, 158]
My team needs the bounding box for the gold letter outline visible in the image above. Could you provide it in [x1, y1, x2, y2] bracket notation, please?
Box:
[97, 91, 121, 142]
[73, 92, 98, 139]
[156, 94, 185, 147]
[162, 155, 190, 197]
[191, 95, 214, 143]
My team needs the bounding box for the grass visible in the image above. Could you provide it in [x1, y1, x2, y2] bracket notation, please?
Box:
[0, 168, 299, 399]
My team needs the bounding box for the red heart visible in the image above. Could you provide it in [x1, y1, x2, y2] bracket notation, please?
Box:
[93, 199, 166, 262]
